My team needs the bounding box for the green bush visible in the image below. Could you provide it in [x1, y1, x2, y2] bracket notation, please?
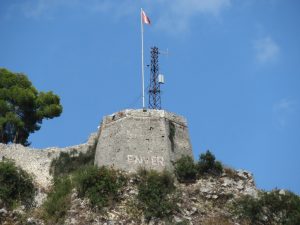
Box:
[74, 165, 126, 209]
[233, 190, 300, 225]
[50, 143, 96, 178]
[197, 150, 223, 176]
[0, 160, 36, 209]
[233, 195, 261, 224]
[174, 155, 197, 183]
[42, 176, 72, 224]
[137, 170, 176, 220]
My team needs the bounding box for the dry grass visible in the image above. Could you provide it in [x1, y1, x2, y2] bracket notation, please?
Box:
[202, 217, 234, 225]
[202, 216, 251, 225]
[223, 167, 238, 180]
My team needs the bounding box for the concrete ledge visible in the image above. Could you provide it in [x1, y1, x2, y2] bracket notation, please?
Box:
[103, 109, 188, 127]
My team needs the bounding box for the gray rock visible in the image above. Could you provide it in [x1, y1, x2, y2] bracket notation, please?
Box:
[0, 208, 7, 215]
[27, 217, 45, 225]
[212, 195, 219, 199]
[236, 170, 252, 180]
[279, 189, 286, 195]
[237, 180, 244, 190]
[174, 216, 184, 223]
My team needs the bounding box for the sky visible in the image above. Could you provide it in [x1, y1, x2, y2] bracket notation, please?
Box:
[0, 0, 299, 194]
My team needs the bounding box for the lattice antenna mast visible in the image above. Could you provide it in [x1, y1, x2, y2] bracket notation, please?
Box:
[148, 46, 163, 109]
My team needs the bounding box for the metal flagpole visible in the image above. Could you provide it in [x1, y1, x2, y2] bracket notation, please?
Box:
[141, 8, 145, 109]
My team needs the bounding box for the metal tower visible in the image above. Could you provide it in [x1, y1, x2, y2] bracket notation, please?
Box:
[148, 46, 163, 109]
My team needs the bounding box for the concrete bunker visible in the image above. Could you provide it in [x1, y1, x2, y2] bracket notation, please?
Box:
[94, 109, 193, 172]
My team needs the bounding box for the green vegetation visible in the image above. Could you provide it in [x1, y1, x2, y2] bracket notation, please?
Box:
[174, 150, 223, 183]
[174, 155, 197, 183]
[233, 190, 300, 225]
[47, 142, 98, 221]
[42, 177, 72, 224]
[74, 165, 126, 209]
[137, 169, 176, 220]
[197, 150, 223, 176]
[42, 165, 126, 222]
[0, 68, 62, 145]
[0, 160, 35, 209]
[50, 143, 96, 178]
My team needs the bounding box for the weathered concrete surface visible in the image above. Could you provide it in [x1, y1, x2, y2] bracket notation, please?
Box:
[94, 109, 193, 172]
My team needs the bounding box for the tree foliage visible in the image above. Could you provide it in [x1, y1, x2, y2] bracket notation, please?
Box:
[137, 170, 176, 220]
[197, 150, 223, 176]
[0, 68, 62, 145]
[74, 165, 126, 209]
[174, 155, 197, 183]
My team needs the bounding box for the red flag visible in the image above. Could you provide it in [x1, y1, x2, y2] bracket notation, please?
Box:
[141, 10, 151, 25]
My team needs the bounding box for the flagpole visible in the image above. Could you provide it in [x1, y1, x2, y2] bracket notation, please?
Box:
[141, 8, 145, 109]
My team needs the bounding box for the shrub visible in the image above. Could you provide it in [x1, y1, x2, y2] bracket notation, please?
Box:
[74, 165, 126, 209]
[0, 161, 35, 209]
[137, 170, 176, 220]
[197, 150, 223, 176]
[50, 143, 96, 178]
[233, 190, 300, 225]
[42, 176, 72, 224]
[233, 195, 261, 224]
[174, 155, 197, 183]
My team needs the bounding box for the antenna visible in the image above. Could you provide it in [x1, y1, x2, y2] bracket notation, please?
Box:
[148, 46, 165, 109]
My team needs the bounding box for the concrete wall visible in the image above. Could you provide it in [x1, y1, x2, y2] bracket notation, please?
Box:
[94, 109, 193, 172]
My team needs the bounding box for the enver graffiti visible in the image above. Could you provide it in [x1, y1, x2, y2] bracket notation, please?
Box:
[127, 155, 164, 166]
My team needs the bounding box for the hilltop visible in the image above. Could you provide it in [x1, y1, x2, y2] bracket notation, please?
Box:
[1, 132, 299, 225]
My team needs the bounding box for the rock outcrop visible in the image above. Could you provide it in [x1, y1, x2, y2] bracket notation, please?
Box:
[61, 169, 258, 225]
[0, 168, 258, 225]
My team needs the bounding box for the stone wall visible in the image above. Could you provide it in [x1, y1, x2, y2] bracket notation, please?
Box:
[94, 109, 193, 172]
[0, 133, 98, 189]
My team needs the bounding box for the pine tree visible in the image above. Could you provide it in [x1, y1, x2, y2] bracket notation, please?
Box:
[0, 68, 63, 145]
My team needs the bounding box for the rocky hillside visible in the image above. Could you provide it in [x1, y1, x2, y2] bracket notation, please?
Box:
[1, 136, 299, 225]
[62, 171, 257, 225]
[0, 167, 257, 225]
